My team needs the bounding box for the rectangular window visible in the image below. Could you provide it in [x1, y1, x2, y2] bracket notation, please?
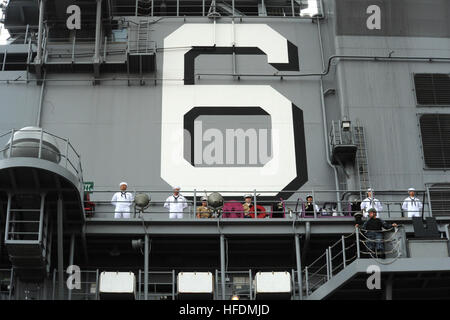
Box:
[420, 114, 450, 168]
[414, 73, 450, 105]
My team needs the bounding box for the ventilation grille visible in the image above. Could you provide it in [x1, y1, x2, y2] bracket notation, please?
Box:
[429, 184, 450, 217]
[414, 74, 450, 105]
[420, 114, 450, 168]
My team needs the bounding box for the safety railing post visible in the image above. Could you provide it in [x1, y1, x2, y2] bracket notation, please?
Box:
[193, 189, 197, 219]
[291, 0, 294, 17]
[248, 269, 252, 300]
[38, 128, 43, 159]
[341, 235, 346, 268]
[312, 189, 317, 219]
[24, 24, 30, 44]
[138, 270, 141, 300]
[135, 0, 138, 16]
[95, 269, 99, 300]
[304, 267, 309, 298]
[253, 189, 257, 219]
[9, 129, 14, 158]
[356, 228, 361, 259]
[325, 249, 330, 280]
[103, 36, 107, 61]
[2, 49, 7, 71]
[72, 33, 76, 63]
[202, 0, 205, 16]
[8, 268, 14, 300]
[172, 270, 175, 300]
[426, 186, 433, 217]
[52, 268, 56, 300]
[65, 138, 69, 168]
[328, 246, 332, 277]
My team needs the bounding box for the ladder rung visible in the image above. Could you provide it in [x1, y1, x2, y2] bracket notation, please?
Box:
[8, 231, 39, 235]
[9, 220, 40, 223]
[10, 209, 41, 212]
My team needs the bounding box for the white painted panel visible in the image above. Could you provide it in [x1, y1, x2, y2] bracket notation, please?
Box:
[99, 272, 136, 294]
[178, 272, 214, 293]
[255, 272, 291, 293]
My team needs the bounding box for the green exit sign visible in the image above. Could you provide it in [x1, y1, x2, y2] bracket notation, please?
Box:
[84, 182, 94, 193]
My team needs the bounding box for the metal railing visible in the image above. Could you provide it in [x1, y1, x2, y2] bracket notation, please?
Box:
[137, 270, 176, 300]
[111, 0, 324, 18]
[52, 269, 99, 300]
[329, 120, 356, 148]
[83, 188, 439, 220]
[215, 270, 253, 300]
[303, 226, 404, 297]
[0, 128, 84, 187]
[0, 268, 14, 300]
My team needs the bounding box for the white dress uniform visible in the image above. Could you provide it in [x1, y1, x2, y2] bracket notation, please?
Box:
[402, 197, 423, 217]
[360, 197, 383, 217]
[164, 194, 188, 219]
[111, 191, 135, 218]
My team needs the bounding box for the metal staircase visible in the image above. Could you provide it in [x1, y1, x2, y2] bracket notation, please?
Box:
[353, 122, 371, 193]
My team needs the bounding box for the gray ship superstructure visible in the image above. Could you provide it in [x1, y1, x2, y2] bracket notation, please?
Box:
[0, 0, 450, 300]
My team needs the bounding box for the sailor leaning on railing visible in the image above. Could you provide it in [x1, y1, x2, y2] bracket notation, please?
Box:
[355, 208, 398, 259]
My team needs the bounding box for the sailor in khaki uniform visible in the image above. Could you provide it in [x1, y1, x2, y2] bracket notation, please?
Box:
[196, 196, 212, 218]
[401, 188, 423, 218]
[242, 194, 253, 218]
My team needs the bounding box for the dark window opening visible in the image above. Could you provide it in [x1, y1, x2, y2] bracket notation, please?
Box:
[420, 114, 450, 168]
[414, 73, 450, 105]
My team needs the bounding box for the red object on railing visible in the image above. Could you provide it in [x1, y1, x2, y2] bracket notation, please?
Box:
[84, 192, 96, 217]
[248, 204, 268, 218]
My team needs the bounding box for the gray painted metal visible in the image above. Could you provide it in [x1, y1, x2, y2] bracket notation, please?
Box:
[220, 234, 226, 299]
[144, 234, 149, 300]
[407, 239, 450, 258]
[294, 234, 303, 300]
[307, 257, 450, 300]
[68, 233, 75, 300]
[335, 0, 450, 38]
[1, 0, 450, 300]
[57, 197, 63, 300]
[83, 217, 449, 236]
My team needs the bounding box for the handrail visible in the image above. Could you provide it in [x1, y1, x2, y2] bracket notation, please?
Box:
[303, 226, 403, 296]
[0, 128, 84, 188]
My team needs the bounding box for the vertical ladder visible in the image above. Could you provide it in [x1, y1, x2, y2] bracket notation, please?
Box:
[353, 122, 371, 195]
[136, 20, 151, 54]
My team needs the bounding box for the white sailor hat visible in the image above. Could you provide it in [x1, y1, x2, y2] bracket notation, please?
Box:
[367, 188, 374, 192]
[173, 186, 181, 190]
[306, 195, 313, 199]
[244, 194, 252, 198]
[201, 196, 208, 201]
[408, 188, 416, 192]
[119, 182, 128, 187]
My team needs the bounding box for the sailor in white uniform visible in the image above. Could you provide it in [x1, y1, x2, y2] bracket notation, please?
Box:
[164, 186, 188, 219]
[360, 188, 383, 218]
[401, 188, 423, 218]
[111, 182, 135, 219]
